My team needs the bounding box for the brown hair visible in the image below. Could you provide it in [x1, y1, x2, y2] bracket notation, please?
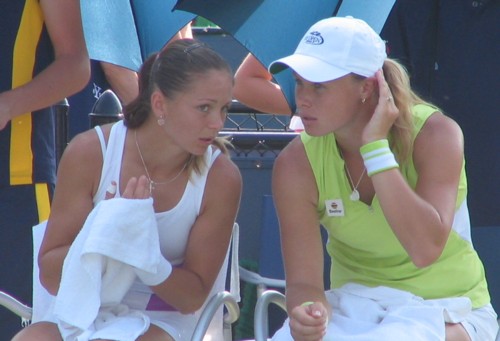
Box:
[123, 39, 234, 175]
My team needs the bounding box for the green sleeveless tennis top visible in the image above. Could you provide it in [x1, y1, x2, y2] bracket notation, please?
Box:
[301, 104, 489, 308]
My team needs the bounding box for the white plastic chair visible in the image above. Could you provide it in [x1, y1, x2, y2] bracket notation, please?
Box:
[0, 222, 241, 341]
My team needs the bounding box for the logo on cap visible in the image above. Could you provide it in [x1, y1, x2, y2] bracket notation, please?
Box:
[304, 31, 324, 45]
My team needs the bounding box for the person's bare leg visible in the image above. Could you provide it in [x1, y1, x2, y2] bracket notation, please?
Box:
[446, 323, 471, 341]
[137, 324, 175, 341]
[11, 322, 61, 341]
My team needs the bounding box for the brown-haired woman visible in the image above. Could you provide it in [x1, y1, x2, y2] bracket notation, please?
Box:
[13, 39, 242, 341]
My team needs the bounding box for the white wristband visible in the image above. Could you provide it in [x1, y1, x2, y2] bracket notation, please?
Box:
[360, 139, 399, 176]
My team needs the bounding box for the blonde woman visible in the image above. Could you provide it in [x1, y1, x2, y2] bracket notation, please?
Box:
[268, 17, 497, 341]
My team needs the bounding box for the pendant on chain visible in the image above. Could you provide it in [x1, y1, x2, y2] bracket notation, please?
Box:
[350, 189, 360, 201]
[338, 147, 365, 202]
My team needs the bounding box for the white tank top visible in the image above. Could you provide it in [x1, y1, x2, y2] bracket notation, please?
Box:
[93, 121, 221, 265]
[89, 122, 234, 340]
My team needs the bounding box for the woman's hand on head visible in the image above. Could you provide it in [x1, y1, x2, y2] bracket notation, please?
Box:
[361, 69, 400, 144]
[288, 302, 328, 341]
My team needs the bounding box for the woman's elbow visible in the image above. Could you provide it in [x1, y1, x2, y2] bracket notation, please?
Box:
[176, 294, 208, 314]
[65, 53, 90, 93]
[37, 252, 62, 296]
[232, 79, 247, 104]
[175, 283, 214, 314]
[410, 244, 445, 268]
[75, 56, 91, 90]
[38, 268, 59, 296]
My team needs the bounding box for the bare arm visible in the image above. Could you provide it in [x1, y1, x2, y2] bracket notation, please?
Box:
[176, 22, 194, 40]
[100, 62, 139, 105]
[363, 71, 464, 267]
[39, 129, 104, 294]
[272, 138, 329, 340]
[151, 154, 243, 313]
[234, 54, 293, 115]
[164, 22, 194, 49]
[0, 0, 90, 129]
[371, 114, 463, 267]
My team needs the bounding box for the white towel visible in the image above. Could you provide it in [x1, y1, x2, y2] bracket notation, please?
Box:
[53, 197, 172, 341]
[272, 283, 472, 341]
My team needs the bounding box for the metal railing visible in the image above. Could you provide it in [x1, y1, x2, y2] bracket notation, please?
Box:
[52, 90, 297, 166]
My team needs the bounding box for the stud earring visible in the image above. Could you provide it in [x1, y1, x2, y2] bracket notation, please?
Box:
[361, 98, 366, 104]
[157, 115, 165, 126]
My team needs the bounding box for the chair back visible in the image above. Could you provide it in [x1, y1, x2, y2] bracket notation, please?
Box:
[192, 222, 241, 340]
[259, 195, 285, 280]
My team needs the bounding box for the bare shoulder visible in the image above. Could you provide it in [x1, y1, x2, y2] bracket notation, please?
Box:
[274, 136, 312, 180]
[415, 111, 464, 155]
[273, 135, 317, 204]
[200, 149, 243, 225]
[206, 150, 243, 194]
[418, 111, 463, 141]
[57, 126, 111, 194]
[413, 111, 464, 172]
[63, 126, 108, 164]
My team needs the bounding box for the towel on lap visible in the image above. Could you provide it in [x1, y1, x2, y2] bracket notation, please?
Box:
[273, 283, 472, 341]
[327, 283, 471, 340]
[53, 197, 172, 341]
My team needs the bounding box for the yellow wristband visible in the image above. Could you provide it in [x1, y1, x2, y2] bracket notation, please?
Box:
[300, 301, 314, 307]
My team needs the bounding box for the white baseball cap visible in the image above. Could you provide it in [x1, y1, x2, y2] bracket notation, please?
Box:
[269, 16, 387, 82]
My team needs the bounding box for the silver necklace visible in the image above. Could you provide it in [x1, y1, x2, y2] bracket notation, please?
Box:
[345, 166, 366, 201]
[339, 148, 366, 201]
[134, 130, 188, 193]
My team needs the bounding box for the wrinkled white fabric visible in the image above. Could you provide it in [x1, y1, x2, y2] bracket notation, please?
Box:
[53, 197, 172, 341]
[272, 283, 472, 341]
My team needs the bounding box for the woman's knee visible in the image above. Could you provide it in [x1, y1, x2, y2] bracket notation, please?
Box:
[11, 321, 61, 341]
[445, 323, 471, 341]
[137, 324, 175, 341]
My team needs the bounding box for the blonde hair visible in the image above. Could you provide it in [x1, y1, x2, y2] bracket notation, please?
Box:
[382, 58, 436, 164]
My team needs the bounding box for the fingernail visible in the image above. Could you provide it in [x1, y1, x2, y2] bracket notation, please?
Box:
[106, 182, 117, 195]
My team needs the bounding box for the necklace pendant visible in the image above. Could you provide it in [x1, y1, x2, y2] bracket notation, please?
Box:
[149, 180, 154, 193]
[350, 189, 360, 201]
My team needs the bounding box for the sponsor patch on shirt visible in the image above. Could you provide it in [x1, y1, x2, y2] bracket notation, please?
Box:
[325, 199, 344, 217]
